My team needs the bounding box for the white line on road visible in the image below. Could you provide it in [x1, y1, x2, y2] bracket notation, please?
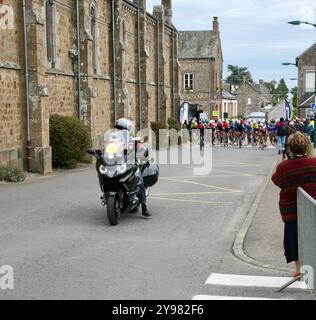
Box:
[205, 273, 308, 290]
[151, 191, 237, 196]
[150, 197, 233, 205]
[160, 174, 254, 179]
[192, 295, 291, 300]
[212, 168, 253, 177]
[161, 177, 241, 193]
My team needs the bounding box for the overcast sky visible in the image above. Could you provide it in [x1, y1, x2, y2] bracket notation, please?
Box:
[147, 0, 316, 91]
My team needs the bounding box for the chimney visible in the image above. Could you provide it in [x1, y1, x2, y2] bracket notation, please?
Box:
[213, 16, 219, 32]
[162, 0, 172, 24]
[134, 0, 146, 10]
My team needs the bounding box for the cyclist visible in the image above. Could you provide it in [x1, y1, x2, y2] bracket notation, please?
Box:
[223, 120, 230, 146]
[258, 122, 268, 149]
[244, 120, 252, 145]
[216, 119, 224, 144]
[252, 121, 259, 145]
[236, 120, 244, 148]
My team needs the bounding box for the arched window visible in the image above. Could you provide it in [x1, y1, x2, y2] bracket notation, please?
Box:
[46, 0, 56, 68]
[90, 4, 97, 74]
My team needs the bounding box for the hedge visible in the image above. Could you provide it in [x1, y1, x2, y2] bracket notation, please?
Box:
[50, 114, 90, 168]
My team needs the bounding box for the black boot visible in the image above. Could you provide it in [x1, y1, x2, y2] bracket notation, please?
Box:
[142, 205, 151, 217]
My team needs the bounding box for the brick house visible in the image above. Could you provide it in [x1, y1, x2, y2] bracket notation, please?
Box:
[235, 80, 272, 117]
[0, 0, 180, 174]
[296, 42, 316, 118]
[178, 17, 223, 121]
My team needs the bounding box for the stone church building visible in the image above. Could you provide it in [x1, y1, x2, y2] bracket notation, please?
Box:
[0, 0, 180, 174]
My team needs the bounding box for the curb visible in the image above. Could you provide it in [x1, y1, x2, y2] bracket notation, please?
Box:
[232, 155, 292, 274]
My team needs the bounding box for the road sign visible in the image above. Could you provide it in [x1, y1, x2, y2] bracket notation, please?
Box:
[212, 111, 220, 117]
[310, 103, 316, 112]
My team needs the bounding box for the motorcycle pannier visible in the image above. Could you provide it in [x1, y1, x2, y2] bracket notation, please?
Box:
[142, 163, 159, 187]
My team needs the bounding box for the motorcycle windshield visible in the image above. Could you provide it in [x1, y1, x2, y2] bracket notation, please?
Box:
[102, 130, 126, 166]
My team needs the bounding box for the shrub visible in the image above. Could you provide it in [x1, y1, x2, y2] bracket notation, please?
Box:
[150, 122, 167, 150]
[167, 117, 183, 145]
[0, 165, 26, 183]
[50, 114, 90, 168]
[167, 117, 181, 132]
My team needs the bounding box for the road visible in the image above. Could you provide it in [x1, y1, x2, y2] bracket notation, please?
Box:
[0, 144, 313, 300]
[269, 103, 286, 120]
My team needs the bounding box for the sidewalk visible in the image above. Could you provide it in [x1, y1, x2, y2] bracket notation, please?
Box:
[243, 165, 291, 273]
[244, 149, 316, 274]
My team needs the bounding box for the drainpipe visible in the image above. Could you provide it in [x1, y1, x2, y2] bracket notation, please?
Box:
[157, 20, 160, 122]
[76, 0, 81, 120]
[22, 0, 32, 172]
[172, 28, 175, 118]
[137, 8, 142, 130]
[111, 0, 117, 122]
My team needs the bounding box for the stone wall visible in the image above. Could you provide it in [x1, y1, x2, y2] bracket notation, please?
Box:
[0, 0, 24, 167]
[0, 0, 180, 173]
[297, 43, 316, 106]
[236, 83, 261, 116]
[179, 59, 212, 114]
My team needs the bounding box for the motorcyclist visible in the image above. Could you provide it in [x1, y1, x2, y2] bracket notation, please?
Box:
[114, 118, 151, 217]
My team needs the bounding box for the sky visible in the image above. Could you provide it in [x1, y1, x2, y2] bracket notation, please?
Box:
[146, 0, 316, 92]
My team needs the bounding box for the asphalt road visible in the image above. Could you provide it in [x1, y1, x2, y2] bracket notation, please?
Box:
[0, 145, 313, 300]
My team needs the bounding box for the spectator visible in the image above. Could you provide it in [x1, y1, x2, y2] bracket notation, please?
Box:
[272, 132, 316, 277]
[310, 118, 315, 143]
[305, 119, 313, 141]
[276, 117, 287, 158]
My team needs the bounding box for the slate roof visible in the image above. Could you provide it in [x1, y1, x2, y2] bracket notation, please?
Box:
[178, 31, 217, 59]
[222, 90, 237, 100]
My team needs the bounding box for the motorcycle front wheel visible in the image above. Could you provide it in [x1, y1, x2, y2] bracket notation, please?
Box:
[106, 195, 120, 226]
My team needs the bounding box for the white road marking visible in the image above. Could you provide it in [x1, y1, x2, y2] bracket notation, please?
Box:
[160, 177, 241, 193]
[151, 191, 237, 196]
[205, 273, 308, 289]
[212, 168, 253, 177]
[150, 197, 232, 205]
[160, 174, 254, 179]
[192, 295, 291, 300]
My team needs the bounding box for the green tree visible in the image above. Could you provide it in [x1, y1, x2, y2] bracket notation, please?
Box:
[265, 80, 278, 105]
[276, 78, 289, 101]
[226, 65, 252, 87]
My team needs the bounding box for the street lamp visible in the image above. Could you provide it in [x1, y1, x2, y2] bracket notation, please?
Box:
[288, 20, 316, 147]
[282, 62, 297, 66]
[288, 20, 316, 28]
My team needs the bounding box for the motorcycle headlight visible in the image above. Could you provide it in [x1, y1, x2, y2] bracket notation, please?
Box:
[99, 165, 107, 175]
[117, 164, 127, 174]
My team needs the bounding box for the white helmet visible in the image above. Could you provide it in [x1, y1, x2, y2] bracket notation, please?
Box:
[114, 118, 135, 135]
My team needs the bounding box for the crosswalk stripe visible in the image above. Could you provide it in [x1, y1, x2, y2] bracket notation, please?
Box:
[192, 295, 291, 300]
[205, 273, 308, 289]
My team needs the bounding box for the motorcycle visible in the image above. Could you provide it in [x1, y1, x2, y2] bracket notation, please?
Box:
[87, 130, 142, 226]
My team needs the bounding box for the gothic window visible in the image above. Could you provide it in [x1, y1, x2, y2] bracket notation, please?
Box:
[46, 0, 55, 68]
[90, 4, 98, 74]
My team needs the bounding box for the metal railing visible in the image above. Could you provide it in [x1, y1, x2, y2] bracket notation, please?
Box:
[297, 187, 316, 296]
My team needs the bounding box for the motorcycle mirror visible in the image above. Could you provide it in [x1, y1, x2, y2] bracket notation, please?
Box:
[95, 149, 103, 156]
[87, 148, 96, 155]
